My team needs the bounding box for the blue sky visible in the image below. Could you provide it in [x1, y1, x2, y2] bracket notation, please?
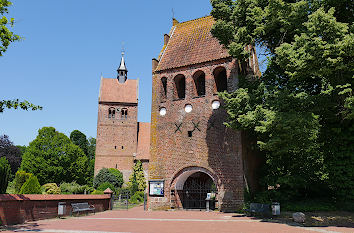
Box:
[1, 0, 214, 145]
[1, 0, 266, 146]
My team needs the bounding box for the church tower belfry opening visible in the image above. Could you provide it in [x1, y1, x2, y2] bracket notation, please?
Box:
[117, 51, 128, 83]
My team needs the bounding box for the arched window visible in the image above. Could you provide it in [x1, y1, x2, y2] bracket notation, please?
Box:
[192, 70, 205, 97]
[108, 107, 115, 119]
[174, 74, 185, 99]
[121, 108, 128, 119]
[161, 77, 167, 100]
[213, 67, 227, 92]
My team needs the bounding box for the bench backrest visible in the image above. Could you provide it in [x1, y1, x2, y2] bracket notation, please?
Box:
[71, 202, 90, 210]
[250, 203, 270, 212]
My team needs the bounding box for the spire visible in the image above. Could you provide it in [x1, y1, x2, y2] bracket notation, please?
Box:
[117, 50, 128, 83]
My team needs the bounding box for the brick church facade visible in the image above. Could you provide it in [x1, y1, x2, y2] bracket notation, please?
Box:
[148, 16, 260, 212]
[95, 15, 260, 212]
[94, 53, 150, 181]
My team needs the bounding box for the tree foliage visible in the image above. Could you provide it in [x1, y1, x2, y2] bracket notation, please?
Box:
[70, 130, 88, 155]
[20, 127, 91, 185]
[0, 0, 20, 56]
[87, 137, 96, 160]
[0, 157, 11, 193]
[211, 0, 354, 201]
[93, 168, 123, 189]
[0, 135, 21, 175]
[19, 175, 41, 194]
[41, 183, 61, 194]
[128, 161, 146, 193]
[14, 170, 32, 193]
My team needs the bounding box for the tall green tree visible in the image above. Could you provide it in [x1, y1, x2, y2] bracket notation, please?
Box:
[21, 127, 91, 185]
[0, 157, 11, 193]
[70, 130, 88, 156]
[210, 0, 354, 201]
[128, 161, 146, 192]
[87, 137, 96, 160]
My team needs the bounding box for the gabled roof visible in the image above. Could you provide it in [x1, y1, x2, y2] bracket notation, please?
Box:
[155, 16, 230, 72]
[99, 77, 138, 104]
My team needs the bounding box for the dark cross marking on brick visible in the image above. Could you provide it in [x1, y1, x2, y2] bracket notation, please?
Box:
[174, 122, 183, 133]
[192, 121, 201, 132]
[207, 119, 215, 130]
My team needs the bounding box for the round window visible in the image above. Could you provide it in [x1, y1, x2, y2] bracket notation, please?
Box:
[212, 100, 220, 110]
[184, 104, 193, 113]
[159, 107, 167, 116]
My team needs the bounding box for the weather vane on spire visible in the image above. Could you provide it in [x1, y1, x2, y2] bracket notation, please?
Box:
[121, 41, 125, 56]
[172, 8, 175, 19]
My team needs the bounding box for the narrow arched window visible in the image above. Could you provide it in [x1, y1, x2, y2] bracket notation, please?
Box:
[121, 108, 128, 119]
[161, 77, 167, 100]
[193, 70, 205, 97]
[174, 74, 185, 99]
[213, 67, 227, 92]
[108, 107, 116, 119]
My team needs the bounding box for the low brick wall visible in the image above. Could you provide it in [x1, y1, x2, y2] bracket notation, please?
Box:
[0, 194, 111, 225]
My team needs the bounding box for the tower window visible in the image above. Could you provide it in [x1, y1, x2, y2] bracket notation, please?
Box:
[161, 77, 167, 100]
[121, 108, 128, 119]
[108, 107, 116, 119]
[174, 74, 185, 99]
[193, 70, 205, 97]
[213, 67, 227, 92]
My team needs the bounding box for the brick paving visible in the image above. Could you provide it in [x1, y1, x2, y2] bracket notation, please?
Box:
[2, 207, 353, 233]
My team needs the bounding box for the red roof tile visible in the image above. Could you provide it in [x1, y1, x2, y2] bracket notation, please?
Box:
[155, 16, 230, 71]
[99, 78, 138, 104]
[136, 122, 151, 160]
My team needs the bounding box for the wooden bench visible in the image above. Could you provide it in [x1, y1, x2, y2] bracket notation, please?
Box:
[245, 203, 270, 216]
[71, 203, 95, 216]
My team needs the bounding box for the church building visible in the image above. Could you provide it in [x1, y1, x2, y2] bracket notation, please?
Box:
[148, 16, 260, 211]
[95, 52, 150, 181]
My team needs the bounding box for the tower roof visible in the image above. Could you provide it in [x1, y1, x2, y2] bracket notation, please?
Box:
[118, 52, 128, 72]
[155, 16, 230, 72]
[98, 77, 138, 104]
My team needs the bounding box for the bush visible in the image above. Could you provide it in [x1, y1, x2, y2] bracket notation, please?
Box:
[108, 168, 123, 186]
[14, 170, 32, 193]
[60, 181, 93, 194]
[97, 182, 116, 193]
[0, 157, 11, 194]
[129, 191, 144, 204]
[91, 189, 104, 195]
[19, 175, 41, 194]
[42, 183, 61, 194]
[93, 168, 123, 189]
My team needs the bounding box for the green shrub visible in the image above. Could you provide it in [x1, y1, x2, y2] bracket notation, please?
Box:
[0, 157, 11, 194]
[93, 168, 123, 189]
[97, 182, 115, 193]
[42, 183, 61, 194]
[117, 187, 131, 195]
[6, 180, 15, 194]
[91, 189, 104, 195]
[129, 191, 144, 204]
[19, 175, 41, 194]
[108, 168, 123, 186]
[127, 161, 146, 193]
[60, 181, 93, 194]
[14, 170, 32, 193]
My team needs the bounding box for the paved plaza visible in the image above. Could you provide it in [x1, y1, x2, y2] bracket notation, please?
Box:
[2, 207, 353, 233]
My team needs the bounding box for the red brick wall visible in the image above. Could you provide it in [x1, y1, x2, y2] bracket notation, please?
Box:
[95, 102, 138, 181]
[149, 58, 245, 212]
[0, 194, 111, 226]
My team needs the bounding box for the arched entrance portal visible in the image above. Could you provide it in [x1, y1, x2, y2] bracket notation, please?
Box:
[180, 172, 216, 209]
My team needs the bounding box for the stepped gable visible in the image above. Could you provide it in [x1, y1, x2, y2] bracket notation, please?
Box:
[99, 78, 138, 104]
[155, 16, 230, 72]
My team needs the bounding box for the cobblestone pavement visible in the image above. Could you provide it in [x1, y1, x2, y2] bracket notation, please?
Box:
[2, 207, 353, 233]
